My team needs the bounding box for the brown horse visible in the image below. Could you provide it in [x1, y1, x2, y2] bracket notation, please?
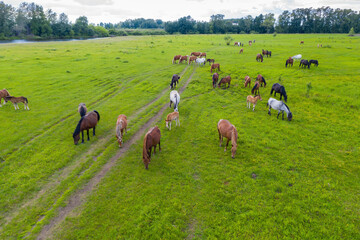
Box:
[246, 95, 262, 111]
[179, 55, 188, 64]
[4, 96, 29, 110]
[211, 63, 220, 73]
[256, 54, 263, 62]
[234, 42, 239, 46]
[0, 89, 10, 106]
[78, 103, 87, 117]
[212, 73, 219, 88]
[142, 126, 161, 169]
[116, 114, 127, 147]
[300, 41, 304, 44]
[239, 48, 243, 54]
[207, 59, 215, 65]
[188, 56, 197, 65]
[244, 76, 251, 88]
[218, 76, 231, 88]
[73, 110, 100, 145]
[165, 111, 180, 130]
[285, 57, 294, 67]
[251, 81, 260, 95]
[217, 119, 238, 158]
[200, 52, 206, 58]
[249, 40, 252, 46]
[256, 74, 267, 87]
[262, 49, 268, 55]
[191, 52, 201, 57]
[172, 55, 181, 64]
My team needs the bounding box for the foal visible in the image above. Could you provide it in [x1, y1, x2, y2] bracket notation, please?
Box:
[116, 114, 128, 147]
[246, 95, 262, 111]
[165, 111, 180, 130]
[5, 96, 29, 110]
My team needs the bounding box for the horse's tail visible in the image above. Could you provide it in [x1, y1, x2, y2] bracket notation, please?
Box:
[262, 77, 266, 87]
[94, 110, 100, 121]
[251, 84, 256, 94]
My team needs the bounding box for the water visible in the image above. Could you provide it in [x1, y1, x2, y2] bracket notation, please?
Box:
[0, 38, 108, 44]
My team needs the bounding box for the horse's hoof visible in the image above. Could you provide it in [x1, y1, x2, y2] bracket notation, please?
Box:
[232, 156, 235, 159]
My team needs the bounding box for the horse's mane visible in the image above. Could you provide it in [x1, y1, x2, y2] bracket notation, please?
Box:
[73, 117, 85, 138]
[251, 83, 257, 94]
[283, 102, 290, 112]
[231, 126, 238, 147]
[94, 110, 100, 121]
[116, 120, 122, 138]
[280, 86, 287, 96]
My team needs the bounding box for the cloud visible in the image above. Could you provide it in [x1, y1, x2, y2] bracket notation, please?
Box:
[74, 0, 114, 6]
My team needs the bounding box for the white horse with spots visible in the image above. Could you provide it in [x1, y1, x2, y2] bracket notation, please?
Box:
[169, 90, 180, 111]
[267, 98, 293, 121]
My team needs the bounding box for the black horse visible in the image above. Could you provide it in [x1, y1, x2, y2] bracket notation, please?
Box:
[299, 59, 310, 69]
[270, 83, 288, 102]
[206, 59, 215, 65]
[309, 60, 319, 67]
[170, 74, 180, 89]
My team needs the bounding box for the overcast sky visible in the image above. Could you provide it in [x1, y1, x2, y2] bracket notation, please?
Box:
[4, 0, 360, 24]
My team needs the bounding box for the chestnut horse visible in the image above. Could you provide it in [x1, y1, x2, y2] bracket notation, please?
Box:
[191, 52, 201, 57]
[256, 54, 263, 62]
[251, 81, 260, 95]
[211, 63, 220, 73]
[246, 95, 262, 111]
[165, 111, 180, 130]
[116, 114, 127, 147]
[172, 55, 181, 64]
[285, 58, 294, 67]
[239, 48, 243, 54]
[0, 89, 10, 106]
[200, 52, 206, 58]
[256, 74, 267, 87]
[217, 119, 238, 158]
[78, 103, 87, 117]
[249, 41, 252, 46]
[179, 55, 188, 64]
[142, 126, 161, 169]
[244, 76, 251, 88]
[212, 73, 219, 88]
[188, 56, 197, 65]
[218, 76, 231, 88]
[73, 110, 100, 145]
[300, 41, 304, 44]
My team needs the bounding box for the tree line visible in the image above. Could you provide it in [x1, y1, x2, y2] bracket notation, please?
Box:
[0, 1, 359, 40]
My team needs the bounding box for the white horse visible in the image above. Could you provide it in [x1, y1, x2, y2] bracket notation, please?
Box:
[195, 58, 206, 66]
[267, 98, 292, 121]
[169, 90, 180, 111]
[291, 54, 302, 61]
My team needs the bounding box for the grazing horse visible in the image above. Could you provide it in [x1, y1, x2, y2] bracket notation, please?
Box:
[170, 74, 180, 89]
[244, 76, 251, 88]
[191, 52, 201, 57]
[165, 111, 180, 130]
[267, 98, 292, 121]
[188, 56, 198, 65]
[172, 55, 181, 64]
[285, 58, 294, 67]
[299, 59, 310, 69]
[206, 59, 215, 65]
[179, 55, 188, 64]
[0, 89, 10, 106]
[249, 41, 252, 46]
[195, 58, 206, 66]
[200, 52, 206, 58]
[4, 96, 29, 110]
[218, 75, 231, 89]
[270, 83, 288, 102]
[234, 42, 240, 46]
[300, 41, 304, 44]
[78, 103, 87, 117]
[212, 73, 219, 88]
[246, 95, 262, 111]
[169, 90, 180, 111]
[116, 114, 127, 147]
[239, 48, 243, 54]
[251, 81, 260, 95]
[256, 74, 267, 87]
[217, 119, 238, 158]
[262, 49, 268, 55]
[309, 60, 319, 67]
[256, 54, 263, 62]
[142, 126, 161, 169]
[211, 63, 220, 73]
[73, 110, 100, 145]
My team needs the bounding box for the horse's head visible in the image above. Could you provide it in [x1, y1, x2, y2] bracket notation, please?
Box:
[143, 153, 150, 169]
[257, 95, 263, 101]
[288, 112, 293, 121]
[73, 134, 80, 145]
[116, 135, 123, 147]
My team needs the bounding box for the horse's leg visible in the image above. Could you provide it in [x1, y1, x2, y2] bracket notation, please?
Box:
[81, 131, 84, 143]
[280, 94, 282, 100]
[268, 106, 271, 115]
[87, 129, 90, 141]
[277, 111, 281, 119]
[13, 103, 17, 110]
[169, 100, 172, 108]
[93, 126, 96, 136]
[153, 144, 156, 155]
[169, 122, 171, 130]
[253, 103, 256, 111]
[282, 111, 285, 120]
[158, 140, 161, 152]
[225, 139, 230, 151]
[218, 129, 222, 147]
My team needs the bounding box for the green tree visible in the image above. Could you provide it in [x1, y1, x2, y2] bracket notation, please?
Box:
[0, 1, 15, 37]
[73, 16, 89, 36]
[348, 27, 355, 36]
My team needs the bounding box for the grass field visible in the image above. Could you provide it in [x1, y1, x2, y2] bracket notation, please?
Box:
[0, 34, 359, 239]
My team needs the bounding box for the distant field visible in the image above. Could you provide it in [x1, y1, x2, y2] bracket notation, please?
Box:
[0, 34, 359, 239]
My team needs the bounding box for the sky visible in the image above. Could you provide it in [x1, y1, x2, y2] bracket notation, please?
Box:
[4, 0, 360, 24]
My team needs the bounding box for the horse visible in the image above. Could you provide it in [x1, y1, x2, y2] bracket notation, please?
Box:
[195, 58, 206, 66]
[299, 59, 310, 69]
[246, 95, 262, 111]
[251, 81, 260, 95]
[169, 90, 180, 111]
[212, 73, 219, 88]
[234, 42, 240, 46]
[300, 41, 304, 44]
[244, 76, 251, 88]
[179, 55, 188, 64]
[142, 126, 161, 169]
[239, 48, 243, 54]
[270, 83, 288, 102]
[211, 63, 220, 73]
[191, 52, 201, 57]
[268, 51, 272, 57]
[170, 74, 180, 89]
[267, 98, 292, 121]
[172, 55, 181, 64]
[206, 59, 215, 65]
[4, 96, 29, 110]
[256, 54, 263, 62]
[78, 103, 87, 117]
[73, 110, 100, 145]
[116, 114, 127, 147]
[165, 111, 180, 130]
[218, 76, 231, 89]
[0, 89, 10, 106]
[188, 56, 197, 65]
[262, 49, 268, 56]
[309, 60, 319, 67]
[292, 54, 302, 61]
[256, 74, 267, 87]
[249, 40, 252, 46]
[217, 119, 238, 158]
[200, 52, 206, 58]
[285, 58, 294, 67]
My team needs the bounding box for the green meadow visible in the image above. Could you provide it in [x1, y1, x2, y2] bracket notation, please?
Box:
[0, 34, 359, 239]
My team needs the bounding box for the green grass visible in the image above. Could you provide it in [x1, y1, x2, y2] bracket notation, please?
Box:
[0, 34, 359, 239]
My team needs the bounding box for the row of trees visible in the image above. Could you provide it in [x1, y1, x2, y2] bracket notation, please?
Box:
[0, 1, 359, 40]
